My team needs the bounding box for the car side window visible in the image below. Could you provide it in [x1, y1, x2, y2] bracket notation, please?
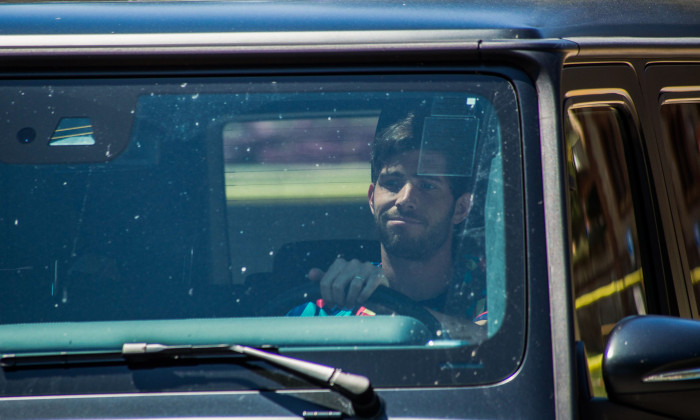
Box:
[659, 101, 700, 306]
[565, 105, 647, 397]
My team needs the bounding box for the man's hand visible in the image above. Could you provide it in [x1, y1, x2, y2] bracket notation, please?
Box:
[308, 258, 389, 308]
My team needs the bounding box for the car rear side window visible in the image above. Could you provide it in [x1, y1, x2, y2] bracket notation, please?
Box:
[565, 105, 647, 397]
[659, 101, 700, 307]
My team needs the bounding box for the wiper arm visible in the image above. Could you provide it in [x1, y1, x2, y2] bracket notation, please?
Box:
[228, 345, 383, 419]
[2, 343, 384, 419]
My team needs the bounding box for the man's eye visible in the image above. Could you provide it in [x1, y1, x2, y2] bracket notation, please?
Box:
[420, 182, 438, 190]
[382, 180, 401, 191]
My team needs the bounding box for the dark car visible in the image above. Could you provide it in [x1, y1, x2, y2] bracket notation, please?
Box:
[2, 1, 700, 419]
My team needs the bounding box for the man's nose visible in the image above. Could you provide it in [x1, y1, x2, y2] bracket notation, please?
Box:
[395, 183, 417, 210]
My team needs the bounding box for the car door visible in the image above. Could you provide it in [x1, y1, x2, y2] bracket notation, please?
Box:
[562, 63, 685, 417]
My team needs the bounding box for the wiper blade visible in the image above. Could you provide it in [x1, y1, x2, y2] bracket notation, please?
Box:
[2, 343, 384, 419]
[1, 343, 242, 368]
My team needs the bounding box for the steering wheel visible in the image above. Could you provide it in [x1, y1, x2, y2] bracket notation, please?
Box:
[260, 283, 445, 339]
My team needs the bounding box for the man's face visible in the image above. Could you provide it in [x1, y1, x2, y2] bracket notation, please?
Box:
[368, 150, 470, 261]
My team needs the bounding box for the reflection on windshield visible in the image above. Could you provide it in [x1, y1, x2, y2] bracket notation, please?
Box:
[0, 75, 524, 387]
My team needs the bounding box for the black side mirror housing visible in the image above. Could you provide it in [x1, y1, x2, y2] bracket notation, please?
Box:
[604, 315, 700, 419]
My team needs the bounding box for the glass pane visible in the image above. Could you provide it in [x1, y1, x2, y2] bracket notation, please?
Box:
[660, 102, 700, 305]
[566, 106, 646, 397]
[0, 75, 524, 389]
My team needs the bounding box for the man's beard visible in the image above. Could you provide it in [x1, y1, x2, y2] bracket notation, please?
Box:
[375, 205, 455, 261]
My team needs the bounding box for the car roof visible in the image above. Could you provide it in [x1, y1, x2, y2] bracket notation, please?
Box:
[0, 0, 699, 40]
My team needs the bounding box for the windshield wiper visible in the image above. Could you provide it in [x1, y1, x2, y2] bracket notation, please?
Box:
[2, 343, 384, 419]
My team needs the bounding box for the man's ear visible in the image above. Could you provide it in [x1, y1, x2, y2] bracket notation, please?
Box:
[452, 193, 472, 224]
[368, 183, 376, 215]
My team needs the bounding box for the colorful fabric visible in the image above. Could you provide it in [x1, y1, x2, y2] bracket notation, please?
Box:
[473, 311, 488, 326]
[287, 299, 376, 317]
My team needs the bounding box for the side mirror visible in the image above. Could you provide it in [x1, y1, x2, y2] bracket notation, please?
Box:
[604, 315, 700, 419]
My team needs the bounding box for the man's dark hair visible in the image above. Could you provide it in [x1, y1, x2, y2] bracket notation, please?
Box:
[371, 111, 471, 199]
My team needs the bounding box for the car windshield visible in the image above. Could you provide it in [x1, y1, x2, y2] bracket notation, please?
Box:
[0, 74, 524, 389]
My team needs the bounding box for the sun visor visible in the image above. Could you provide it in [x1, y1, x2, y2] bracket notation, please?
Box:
[418, 96, 481, 179]
[0, 83, 137, 164]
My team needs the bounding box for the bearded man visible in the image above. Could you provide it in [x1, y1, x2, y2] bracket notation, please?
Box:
[289, 105, 486, 335]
